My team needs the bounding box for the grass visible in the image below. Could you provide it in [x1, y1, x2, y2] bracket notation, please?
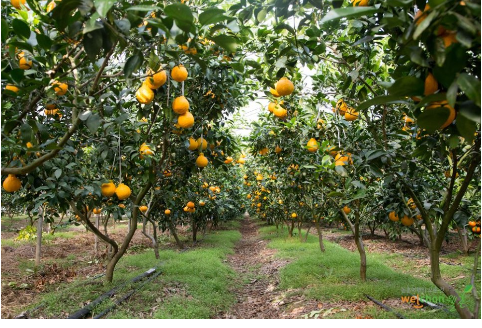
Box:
[26, 221, 242, 319]
[258, 223, 479, 319]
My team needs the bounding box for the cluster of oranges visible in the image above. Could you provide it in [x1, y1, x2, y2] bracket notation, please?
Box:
[139, 143, 154, 159]
[333, 99, 359, 121]
[267, 77, 294, 119]
[101, 180, 131, 200]
[468, 221, 481, 235]
[183, 201, 196, 213]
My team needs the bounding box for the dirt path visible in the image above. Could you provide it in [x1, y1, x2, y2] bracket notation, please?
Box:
[216, 214, 290, 319]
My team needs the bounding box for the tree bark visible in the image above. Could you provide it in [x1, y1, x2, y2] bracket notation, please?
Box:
[168, 218, 184, 250]
[35, 206, 44, 267]
[95, 215, 99, 255]
[354, 211, 367, 282]
[457, 226, 469, 255]
[314, 219, 325, 252]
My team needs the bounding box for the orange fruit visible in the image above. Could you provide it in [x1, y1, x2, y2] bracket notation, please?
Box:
[442, 32, 458, 48]
[5, 84, 19, 93]
[93, 208, 102, 214]
[259, 148, 269, 155]
[196, 153, 209, 168]
[136, 84, 154, 104]
[291, 212, 297, 219]
[468, 221, 476, 227]
[224, 156, 233, 164]
[343, 206, 351, 214]
[145, 69, 167, 89]
[196, 138, 208, 150]
[2, 174, 21, 192]
[119, 204, 126, 209]
[19, 56, 32, 70]
[187, 201, 195, 209]
[101, 180, 116, 197]
[275, 77, 294, 96]
[187, 137, 198, 150]
[178, 111, 194, 128]
[165, 209, 171, 215]
[307, 138, 318, 153]
[172, 96, 189, 114]
[268, 102, 277, 112]
[275, 146, 282, 154]
[11, 0, 26, 10]
[171, 65, 188, 82]
[344, 107, 359, 121]
[389, 211, 399, 222]
[401, 215, 414, 227]
[139, 205, 148, 212]
[353, 0, 368, 6]
[46, 1, 55, 12]
[273, 105, 287, 118]
[426, 100, 456, 129]
[52, 81, 68, 96]
[115, 183, 131, 200]
[424, 72, 438, 96]
[414, 4, 430, 26]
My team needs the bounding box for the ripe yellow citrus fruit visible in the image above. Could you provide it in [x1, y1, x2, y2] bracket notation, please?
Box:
[275, 146, 282, 153]
[224, 156, 233, 164]
[118, 204, 126, 209]
[188, 137, 199, 150]
[441, 31, 458, 48]
[26, 142, 33, 148]
[145, 69, 167, 89]
[401, 215, 414, 227]
[139, 143, 154, 158]
[46, 1, 55, 12]
[19, 56, 32, 70]
[115, 183, 131, 200]
[268, 102, 277, 112]
[53, 81, 68, 96]
[199, 201, 206, 206]
[414, 4, 430, 26]
[291, 212, 297, 219]
[275, 77, 294, 96]
[178, 111, 194, 128]
[273, 105, 287, 118]
[259, 148, 269, 155]
[172, 96, 189, 114]
[139, 205, 148, 212]
[403, 115, 414, 123]
[165, 209, 171, 215]
[187, 201, 195, 209]
[11, 0, 26, 10]
[424, 72, 438, 96]
[389, 211, 399, 222]
[136, 84, 154, 104]
[426, 100, 456, 129]
[343, 206, 351, 214]
[5, 84, 19, 93]
[307, 138, 318, 153]
[196, 138, 208, 150]
[101, 180, 116, 197]
[344, 107, 359, 121]
[171, 65, 188, 82]
[196, 153, 209, 168]
[93, 208, 102, 214]
[270, 87, 280, 97]
[3, 174, 21, 192]
[353, 0, 368, 6]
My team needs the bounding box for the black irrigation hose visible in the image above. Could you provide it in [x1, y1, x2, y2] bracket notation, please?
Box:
[93, 269, 164, 319]
[364, 294, 406, 319]
[67, 267, 158, 319]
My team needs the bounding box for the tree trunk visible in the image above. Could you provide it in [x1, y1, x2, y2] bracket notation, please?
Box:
[298, 221, 302, 242]
[141, 217, 159, 259]
[304, 224, 312, 242]
[168, 218, 184, 249]
[457, 226, 469, 255]
[354, 219, 367, 282]
[35, 206, 44, 267]
[288, 220, 294, 237]
[95, 215, 99, 255]
[314, 219, 325, 252]
[429, 244, 473, 318]
[192, 219, 197, 242]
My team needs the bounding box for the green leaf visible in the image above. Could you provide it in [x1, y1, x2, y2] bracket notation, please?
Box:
[275, 23, 295, 34]
[84, 12, 103, 34]
[79, 110, 92, 121]
[1, 19, 9, 43]
[417, 107, 450, 133]
[83, 29, 103, 61]
[86, 114, 102, 134]
[199, 8, 228, 25]
[123, 52, 143, 78]
[357, 95, 409, 111]
[12, 19, 31, 39]
[54, 169, 62, 179]
[458, 74, 480, 108]
[334, 165, 348, 177]
[448, 134, 459, 149]
[115, 19, 131, 34]
[413, 10, 437, 39]
[367, 150, 386, 161]
[94, 0, 116, 18]
[10, 69, 25, 84]
[164, 3, 193, 23]
[127, 5, 162, 11]
[327, 191, 344, 197]
[433, 45, 468, 89]
[20, 123, 33, 142]
[210, 35, 238, 53]
[231, 62, 244, 72]
[36, 33, 52, 50]
[456, 113, 477, 143]
[446, 79, 458, 108]
[320, 7, 378, 24]
[387, 77, 424, 97]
